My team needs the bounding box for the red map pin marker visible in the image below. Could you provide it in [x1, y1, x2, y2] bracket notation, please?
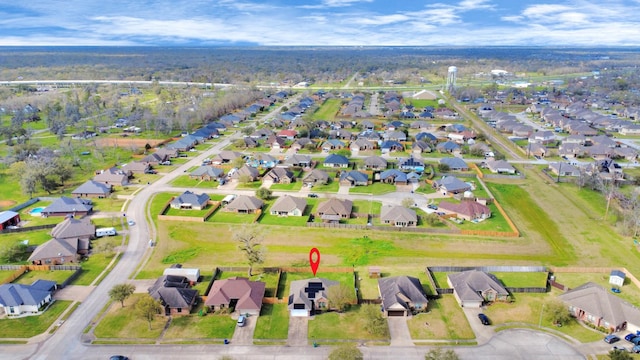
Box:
[309, 248, 320, 276]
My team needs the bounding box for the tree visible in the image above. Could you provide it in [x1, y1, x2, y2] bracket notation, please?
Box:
[0, 242, 28, 263]
[425, 348, 460, 360]
[361, 304, 388, 336]
[136, 294, 163, 330]
[401, 197, 415, 208]
[255, 187, 272, 200]
[545, 300, 572, 326]
[241, 126, 255, 136]
[609, 349, 633, 360]
[423, 213, 442, 226]
[327, 283, 354, 312]
[109, 283, 136, 308]
[328, 344, 363, 360]
[232, 156, 246, 169]
[437, 163, 450, 173]
[233, 224, 266, 276]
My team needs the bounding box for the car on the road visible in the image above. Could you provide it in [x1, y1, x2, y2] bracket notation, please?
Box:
[478, 313, 490, 325]
[307, 193, 318, 198]
[427, 204, 438, 210]
[237, 315, 246, 327]
[109, 356, 129, 360]
[624, 333, 637, 342]
[127, 220, 135, 226]
[605, 334, 621, 344]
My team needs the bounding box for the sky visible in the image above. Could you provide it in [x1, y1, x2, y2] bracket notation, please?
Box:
[1, 0, 639, 47]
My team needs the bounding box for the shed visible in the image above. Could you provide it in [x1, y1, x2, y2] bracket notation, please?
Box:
[369, 267, 381, 278]
[610, 270, 626, 287]
[163, 267, 201, 283]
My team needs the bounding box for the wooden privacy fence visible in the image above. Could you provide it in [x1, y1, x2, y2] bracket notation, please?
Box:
[1, 264, 81, 286]
[157, 200, 219, 222]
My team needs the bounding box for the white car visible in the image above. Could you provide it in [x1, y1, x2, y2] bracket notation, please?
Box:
[128, 220, 135, 226]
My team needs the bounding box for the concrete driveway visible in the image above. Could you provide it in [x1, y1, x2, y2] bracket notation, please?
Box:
[231, 314, 257, 345]
[388, 317, 413, 346]
[53, 285, 95, 302]
[287, 316, 309, 346]
[462, 307, 495, 345]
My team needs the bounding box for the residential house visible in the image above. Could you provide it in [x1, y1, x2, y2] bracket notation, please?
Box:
[412, 141, 432, 154]
[432, 176, 471, 195]
[378, 276, 428, 317]
[28, 237, 88, 265]
[323, 154, 350, 168]
[211, 151, 243, 165]
[380, 140, 404, 154]
[350, 138, 375, 152]
[41, 197, 93, 217]
[71, 180, 112, 198]
[93, 167, 130, 186]
[189, 166, 225, 181]
[170, 191, 210, 210]
[284, 154, 312, 168]
[322, 139, 346, 152]
[447, 270, 510, 308]
[154, 147, 179, 159]
[0, 280, 56, 317]
[148, 275, 198, 316]
[317, 198, 353, 222]
[121, 161, 151, 174]
[436, 141, 461, 153]
[485, 160, 516, 174]
[339, 170, 368, 187]
[249, 153, 277, 168]
[529, 130, 556, 144]
[439, 157, 468, 171]
[264, 135, 286, 149]
[0, 211, 20, 230]
[548, 162, 581, 177]
[277, 129, 298, 140]
[384, 131, 407, 142]
[269, 196, 307, 216]
[380, 206, 417, 227]
[50, 217, 95, 241]
[528, 143, 548, 158]
[139, 152, 167, 166]
[363, 156, 388, 170]
[559, 282, 640, 333]
[302, 169, 330, 187]
[205, 277, 265, 315]
[379, 169, 408, 185]
[263, 167, 295, 184]
[231, 165, 260, 182]
[291, 138, 314, 151]
[225, 195, 263, 214]
[288, 278, 340, 317]
[399, 156, 425, 172]
[438, 200, 491, 221]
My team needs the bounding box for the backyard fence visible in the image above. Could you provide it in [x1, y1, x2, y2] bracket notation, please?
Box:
[0, 223, 56, 234]
[8, 198, 39, 212]
[157, 200, 219, 222]
[0, 264, 81, 286]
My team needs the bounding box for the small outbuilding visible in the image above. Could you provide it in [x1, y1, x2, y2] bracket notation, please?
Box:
[610, 270, 626, 287]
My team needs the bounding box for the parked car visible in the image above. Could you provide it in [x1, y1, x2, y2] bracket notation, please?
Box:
[109, 356, 129, 360]
[307, 193, 318, 198]
[624, 333, 637, 342]
[159, 161, 171, 165]
[237, 315, 246, 327]
[612, 287, 621, 293]
[427, 204, 438, 210]
[631, 336, 640, 346]
[144, 169, 157, 174]
[632, 344, 640, 353]
[478, 313, 490, 326]
[612, 345, 628, 352]
[605, 334, 621, 344]
[127, 220, 135, 226]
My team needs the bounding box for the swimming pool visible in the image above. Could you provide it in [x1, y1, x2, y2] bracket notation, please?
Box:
[29, 207, 45, 216]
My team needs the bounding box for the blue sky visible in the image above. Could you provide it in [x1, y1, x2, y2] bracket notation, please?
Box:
[1, 0, 639, 46]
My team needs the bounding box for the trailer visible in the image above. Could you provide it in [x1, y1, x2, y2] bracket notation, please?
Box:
[96, 227, 117, 237]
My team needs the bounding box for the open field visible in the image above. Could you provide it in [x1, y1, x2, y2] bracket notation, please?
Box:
[407, 295, 475, 340]
[0, 301, 72, 338]
[93, 294, 167, 339]
[308, 305, 389, 341]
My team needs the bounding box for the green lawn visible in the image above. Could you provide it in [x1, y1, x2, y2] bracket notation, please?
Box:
[13, 270, 76, 285]
[215, 270, 281, 298]
[93, 294, 167, 339]
[312, 98, 342, 121]
[407, 296, 474, 340]
[269, 181, 303, 191]
[163, 206, 212, 217]
[0, 300, 72, 338]
[236, 181, 263, 190]
[311, 180, 339, 193]
[207, 209, 257, 224]
[258, 213, 309, 227]
[162, 313, 236, 339]
[254, 303, 289, 339]
[349, 183, 396, 195]
[72, 250, 120, 285]
[308, 305, 389, 341]
[454, 203, 513, 232]
[170, 176, 219, 189]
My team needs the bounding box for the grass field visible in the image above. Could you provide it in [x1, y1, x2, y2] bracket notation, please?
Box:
[93, 294, 167, 339]
[253, 304, 289, 339]
[162, 313, 236, 340]
[349, 183, 396, 195]
[312, 98, 342, 121]
[13, 270, 76, 285]
[0, 300, 72, 338]
[407, 296, 475, 340]
[308, 305, 390, 341]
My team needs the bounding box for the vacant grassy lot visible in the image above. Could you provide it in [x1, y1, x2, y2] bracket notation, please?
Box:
[169, 175, 219, 188]
[269, 181, 303, 191]
[253, 303, 289, 340]
[312, 98, 342, 121]
[0, 300, 71, 338]
[308, 306, 390, 341]
[349, 183, 396, 195]
[207, 208, 257, 224]
[407, 296, 474, 340]
[162, 313, 236, 340]
[93, 294, 166, 339]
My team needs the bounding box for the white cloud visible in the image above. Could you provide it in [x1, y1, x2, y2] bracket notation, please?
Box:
[351, 14, 409, 26]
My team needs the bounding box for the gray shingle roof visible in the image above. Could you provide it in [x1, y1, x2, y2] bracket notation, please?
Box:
[43, 197, 93, 214]
[71, 180, 111, 195]
[559, 282, 640, 328]
[378, 276, 428, 311]
[0, 283, 52, 307]
[171, 191, 210, 208]
[447, 270, 508, 302]
[226, 195, 263, 212]
[288, 278, 339, 310]
[380, 206, 417, 224]
[270, 195, 307, 214]
[50, 217, 95, 239]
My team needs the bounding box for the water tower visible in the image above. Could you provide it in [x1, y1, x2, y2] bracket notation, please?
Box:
[446, 66, 457, 94]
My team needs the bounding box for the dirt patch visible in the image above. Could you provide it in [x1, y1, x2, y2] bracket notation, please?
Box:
[94, 137, 172, 149]
[0, 200, 16, 210]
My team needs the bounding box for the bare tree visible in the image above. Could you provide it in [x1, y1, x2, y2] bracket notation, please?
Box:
[232, 224, 266, 277]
